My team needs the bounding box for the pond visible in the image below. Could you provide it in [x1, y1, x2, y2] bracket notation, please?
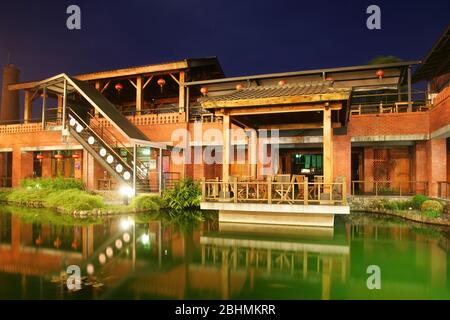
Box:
[0, 206, 450, 300]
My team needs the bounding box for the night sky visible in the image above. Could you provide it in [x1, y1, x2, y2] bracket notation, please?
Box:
[0, 0, 449, 84]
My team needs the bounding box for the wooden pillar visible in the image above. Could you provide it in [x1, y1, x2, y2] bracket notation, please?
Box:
[222, 113, 230, 184]
[179, 71, 185, 114]
[23, 90, 32, 124]
[41, 87, 47, 130]
[248, 129, 257, 179]
[57, 95, 63, 119]
[94, 81, 100, 117]
[136, 75, 143, 116]
[323, 105, 333, 187]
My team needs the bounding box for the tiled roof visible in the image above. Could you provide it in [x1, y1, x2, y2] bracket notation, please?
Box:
[199, 81, 351, 107]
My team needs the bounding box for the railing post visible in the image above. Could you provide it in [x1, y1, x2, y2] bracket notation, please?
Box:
[342, 177, 347, 205]
[201, 177, 206, 201]
[268, 178, 272, 204]
[303, 177, 308, 205]
[375, 181, 378, 197]
[234, 179, 238, 203]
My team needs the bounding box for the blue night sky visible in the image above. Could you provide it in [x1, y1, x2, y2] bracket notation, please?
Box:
[0, 0, 449, 83]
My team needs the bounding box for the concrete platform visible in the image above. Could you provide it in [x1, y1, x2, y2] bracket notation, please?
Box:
[200, 202, 349, 227]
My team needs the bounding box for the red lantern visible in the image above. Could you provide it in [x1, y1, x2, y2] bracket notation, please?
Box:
[115, 83, 123, 92]
[278, 80, 286, 86]
[157, 78, 166, 93]
[200, 87, 209, 96]
[325, 76, 333, 81]
[54, 237, 61, 249]
[36, 154, 44, 160]
[71, 239, 79, 250]
[72, 153, 80, 159]
[35, 235, 42, 246]
[54, 154, 64, 160]
[376, 69, 385, 79]
[236, 84, 244, 90]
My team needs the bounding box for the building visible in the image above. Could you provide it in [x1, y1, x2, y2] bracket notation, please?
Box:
[0, 27, 448, 224]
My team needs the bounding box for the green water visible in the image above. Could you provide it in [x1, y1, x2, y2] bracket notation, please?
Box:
[0, 205, 450, 300]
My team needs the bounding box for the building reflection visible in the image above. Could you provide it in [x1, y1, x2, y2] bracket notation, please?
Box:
[0, 209, 449, 299]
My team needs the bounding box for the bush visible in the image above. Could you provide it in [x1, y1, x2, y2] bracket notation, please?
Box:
[8, 188, 53, 203]
[0, 189, 11, 202]
[130, 195, 161, 211]
[163, 178, 201, 211]
[43, 189, 104, 213]
[411, 195, 429, 209]
[421, 200, 444, 214]
[422, 210, 442, 218]
[21, 177, 84, 190]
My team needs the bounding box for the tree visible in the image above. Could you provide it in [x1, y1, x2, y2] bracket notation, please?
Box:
[368, 55, 403, 65]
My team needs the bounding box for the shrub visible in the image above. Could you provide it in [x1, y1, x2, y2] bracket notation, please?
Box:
[411, 195, 429, 209]
[43, 189, 104, 213]
[130, 195, 161, 211]
[0, 189, 11, 202]
[8, 188, 52, 203]
[421, 200, 444, 214]
[21, 177, 84, 190]
[422, 210, 442, 218]
[163, 178, 201, 211]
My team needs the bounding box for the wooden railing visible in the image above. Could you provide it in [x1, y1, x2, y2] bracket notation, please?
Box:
[94, 112, 184, 127]
[201, 177, 347, 205]
[351, 180, 429, 196]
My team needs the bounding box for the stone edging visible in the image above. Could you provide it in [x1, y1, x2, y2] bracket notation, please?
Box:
[351, 207, 450, 226]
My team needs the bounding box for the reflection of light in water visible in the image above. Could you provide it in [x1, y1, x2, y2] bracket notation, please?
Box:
[106, 247, 113, 258]
[115, 239, 123, 249]
[87, 264, 94, 275]
[123, 233, 131, 243]
[141, 233, 150, 246]
[164, 250, 168, 256]
[99, 253, 106, 264]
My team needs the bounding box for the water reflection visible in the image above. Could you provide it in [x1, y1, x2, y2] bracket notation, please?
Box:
[0, 207, 449, 300]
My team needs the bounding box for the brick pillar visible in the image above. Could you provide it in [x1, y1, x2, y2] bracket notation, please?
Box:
[83, 151, 95, 190]
[414, 141, 428, 194]
[12, 148, 33, 187]
[363, 147, 374, 193]
[427, 138, 447, 197]
[41, 154, 52, 178]
[333, 135, 351, 195]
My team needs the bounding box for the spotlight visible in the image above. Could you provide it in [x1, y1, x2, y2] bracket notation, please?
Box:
[107, 155, 114, 164]
[123, 171, 131, 180]
[123, 232, 131, 243]
[69, 118, 76, 126]
[88, 136, 95, 145]
[99, 148, 107, 157]
[115, 239, 123, 249]
[116, 164, 123, 173]
[76, 124, 83, 133]
[99, 253, 106, 264]
[106, 247, 113, 258]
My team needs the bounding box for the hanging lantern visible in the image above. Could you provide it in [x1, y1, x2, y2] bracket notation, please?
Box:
[157, 78, 166, 93]
[36, 154, 44, 161]
[236, 84, 244, 90]
[200, 87, 209, 96]
[325, 76, 333, 81]
[115, 83, 124, 92]
[71, 239, 79, 250]
[278, 80, 287, 86]
[376, 69, 385, 79]
[54, 154, 64, 160]
[35, 235, 42, 246]
[72, 153, 80, 159]
[54, 237, 61, 249]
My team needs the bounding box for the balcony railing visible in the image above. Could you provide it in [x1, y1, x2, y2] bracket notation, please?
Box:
[437, 181, 450, 199]
[201, 176, 347, 205]
[351, 180, 429, 196]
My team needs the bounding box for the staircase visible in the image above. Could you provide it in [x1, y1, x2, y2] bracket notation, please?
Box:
[68, 107, 151, 193]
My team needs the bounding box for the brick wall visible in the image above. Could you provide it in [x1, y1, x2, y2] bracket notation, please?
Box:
[430, 85, 450, 133]
[333, 135, 351, 193]
[427, 138, 447, 197]
[348, 112, 429, 137]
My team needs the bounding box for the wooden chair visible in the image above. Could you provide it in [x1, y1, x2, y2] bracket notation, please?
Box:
[293, 175, 306, 199]
[394, 102, 410, 113]
[275, 175, 295, 204]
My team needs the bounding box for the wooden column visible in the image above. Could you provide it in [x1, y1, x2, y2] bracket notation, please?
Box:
[23, 90, 32, 124]
[57, 95, 63, 120]
[94, 81, 100, 117]
[248, 129, 258, 179]
[323, 105, 333, 189]
[179, 71, 185, 114]
[136, 75, 143, 116]
[222, 113, 230, 185]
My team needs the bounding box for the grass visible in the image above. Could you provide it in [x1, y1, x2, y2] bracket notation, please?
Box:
[43, 189, 105, 213]
[130, 194, 163, 211]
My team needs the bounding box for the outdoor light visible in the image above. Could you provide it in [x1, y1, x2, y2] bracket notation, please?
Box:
[200, 87, 209, 96]
[86, 264, 94, 275]
[278, 80, 286, 86]
[157, 78, 166, 92]
[115, 239, 123, 249]
[116, 164, 123, 173]
[141, 233, 150, 246]
[88, 136, 95, 145]
[106, 246, 113, 258]
[120, 217, 134, 231]
[69, 118, 76, 126]
[106, 155, 114, 164]
[120, 185, 134, 197]
[99, 148, 107, 157]
[99, 253, 106, 264]
[76, 124, 83, 133]
[123, 171, 131, 180]
[123, 232, 131, 243]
